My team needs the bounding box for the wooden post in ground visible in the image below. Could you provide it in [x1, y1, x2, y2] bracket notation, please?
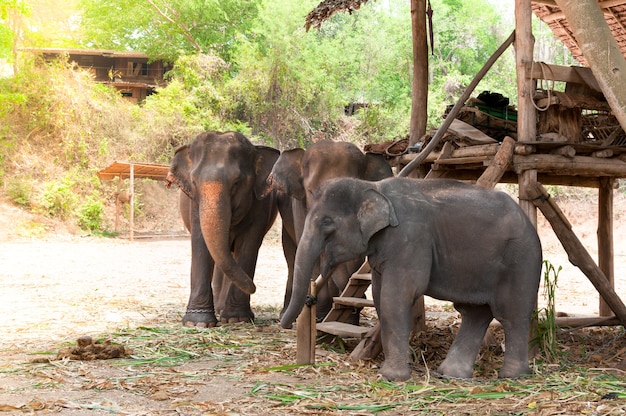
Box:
[296, 280, 318, 365]
[115, 176, 122, 232]
[598, 177, 615, 316]
[129, 163, 134, 241]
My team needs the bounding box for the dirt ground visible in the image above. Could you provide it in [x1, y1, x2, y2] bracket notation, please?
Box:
[0, 185, 625, 415]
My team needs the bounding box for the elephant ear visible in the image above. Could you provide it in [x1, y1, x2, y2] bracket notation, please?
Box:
[267, 148, 306, 200]
[167, 144, 194, 199]
[357, 188, 399, 244]
[254, 145, 280, 199]
[363, 153, 394, 181]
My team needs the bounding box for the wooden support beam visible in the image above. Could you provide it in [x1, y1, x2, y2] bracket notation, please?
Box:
[513, 154, 626, 176]
[528, 182, 626, 326]
[598, 177, 615, 316]
[350, 324, 382, 361]
[476, 136, 515, 188]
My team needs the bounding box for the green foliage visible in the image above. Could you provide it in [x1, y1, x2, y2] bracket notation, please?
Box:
[78, 0, 261, 62]
[36, 176, 78, 219]
[533, 260, 563, 363]
[6, 175, 32, 206]
[77, 193, 105, 232]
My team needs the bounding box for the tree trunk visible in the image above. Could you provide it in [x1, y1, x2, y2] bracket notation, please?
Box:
[554, 0, 626, 133]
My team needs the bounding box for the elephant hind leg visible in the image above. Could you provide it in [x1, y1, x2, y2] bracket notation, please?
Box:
[437, 303, 493, 378]
[498, 318, 533, 378]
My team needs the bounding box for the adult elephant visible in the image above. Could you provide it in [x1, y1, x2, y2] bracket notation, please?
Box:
[280, 177, 542, 382]
[265, 140, 393, 321]
[166, 131, 280, 327]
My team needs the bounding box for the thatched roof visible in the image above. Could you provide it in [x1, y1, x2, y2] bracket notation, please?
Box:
[531, 0, 626, 67]
[306, 1, 626, 68]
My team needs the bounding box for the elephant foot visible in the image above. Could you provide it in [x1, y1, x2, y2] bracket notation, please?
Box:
[219, 308, 255, 324]
[183, 309, 218, 328]
[498, 364, 533, 379]
[379, 362, 412, 382]
[436, 361, 474, 379]
[220, 316, 254, 324]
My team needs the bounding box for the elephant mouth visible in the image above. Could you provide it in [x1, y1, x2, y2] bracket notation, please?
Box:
[165, 172, 193, 200]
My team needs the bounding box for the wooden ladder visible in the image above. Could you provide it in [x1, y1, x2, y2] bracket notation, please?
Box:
[296, 261, 383, 364]
[316, 263, 381, 354]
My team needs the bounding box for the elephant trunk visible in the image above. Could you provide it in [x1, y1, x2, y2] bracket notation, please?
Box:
[199, 182, 256, 295]
[279, 225, 323, 328]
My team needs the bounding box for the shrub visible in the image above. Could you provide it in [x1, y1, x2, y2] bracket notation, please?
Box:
[77, 194, 106, 233]
[6, 176, 33, 206]
[37, 177, 78, 219]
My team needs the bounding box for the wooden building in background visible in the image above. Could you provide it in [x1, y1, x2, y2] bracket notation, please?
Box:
[24, 48, 171, 103]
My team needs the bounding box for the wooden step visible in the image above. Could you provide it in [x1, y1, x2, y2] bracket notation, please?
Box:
[332, 296, 375, 308]
[350, 273, 372, 282]
[316, 322, 372, 338]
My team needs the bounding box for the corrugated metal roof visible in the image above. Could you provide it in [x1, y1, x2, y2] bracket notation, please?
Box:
[97, 162, 169, 181]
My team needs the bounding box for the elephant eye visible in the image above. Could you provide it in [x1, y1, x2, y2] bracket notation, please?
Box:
[320, 216, 335, 231]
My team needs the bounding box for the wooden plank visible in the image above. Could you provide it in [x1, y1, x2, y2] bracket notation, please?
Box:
[447, 119, 498, 145]
[555, 315, 620, 328]
[350, 324, 383, 361]
[528, 182, 626, 326]
[316, 322, 372, 338]
[332, 297, 375, 308]
[433, 156, 490, 165]
[529, 62, 591, 84]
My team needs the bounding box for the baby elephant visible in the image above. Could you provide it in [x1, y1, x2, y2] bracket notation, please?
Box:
[280, 177, 542, 381]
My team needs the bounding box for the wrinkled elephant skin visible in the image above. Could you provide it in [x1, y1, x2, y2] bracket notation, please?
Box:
[281, 177, 542, 381]
[167, 131, 279, 327]
[266, 141, 393, 322]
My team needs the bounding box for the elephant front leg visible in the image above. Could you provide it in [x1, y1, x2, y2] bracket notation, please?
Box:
[437, 303, 493, 378]
[218, 232, 264, 324]
[183, 233, 218, 328]
[378, 276, 415, 382]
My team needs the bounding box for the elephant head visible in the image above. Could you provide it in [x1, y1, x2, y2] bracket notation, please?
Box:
[167, 131, 278, 296]
[280, 179, 398, 328]
[266, 141, 393, 208]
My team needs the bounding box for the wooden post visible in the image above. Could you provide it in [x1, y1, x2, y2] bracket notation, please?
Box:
[598, 177, 615, 316]
[129, 163, 134, 241]
[115, 176, 122, 232]
[409, 0, 428, 147]
[296, 280, 317, 365]
[515, 0, 538, 227]
[529, 182, 626, 326]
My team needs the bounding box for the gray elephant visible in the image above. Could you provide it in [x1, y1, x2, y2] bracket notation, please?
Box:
[166, 131, 280, 327]
[280, 177, 542, 381]
[265, 140, 393, 321]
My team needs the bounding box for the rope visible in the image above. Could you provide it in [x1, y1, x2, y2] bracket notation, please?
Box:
[531, 61, 556, 112]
